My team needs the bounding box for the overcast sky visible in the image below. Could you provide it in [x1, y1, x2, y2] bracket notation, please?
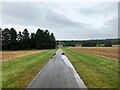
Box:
[1, 0, 119, 40]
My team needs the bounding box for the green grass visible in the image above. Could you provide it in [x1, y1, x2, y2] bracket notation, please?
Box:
[2, 49, 55, 88]
[63, 48, 118, 88]
[0, 62, 2, 88]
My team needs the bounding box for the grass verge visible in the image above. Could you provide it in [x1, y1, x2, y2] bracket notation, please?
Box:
[63, 48, 118, 88]
[2, 49, 55, 88]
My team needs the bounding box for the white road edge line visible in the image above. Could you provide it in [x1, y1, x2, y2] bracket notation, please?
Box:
[62, 55, 87, 88]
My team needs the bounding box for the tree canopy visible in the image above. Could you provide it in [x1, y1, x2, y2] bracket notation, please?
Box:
[1, 28, 56, 50]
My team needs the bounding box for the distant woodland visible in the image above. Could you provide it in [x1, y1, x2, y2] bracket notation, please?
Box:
[57, 38, 120, 47]
[0, 28, 56, 50]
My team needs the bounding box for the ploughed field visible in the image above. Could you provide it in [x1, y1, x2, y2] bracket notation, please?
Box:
[69, 46, 118, 60]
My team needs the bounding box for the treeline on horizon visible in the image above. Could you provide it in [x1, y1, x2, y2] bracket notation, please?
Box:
[58, 38, 120, 47]
[0, 27, 56, 50]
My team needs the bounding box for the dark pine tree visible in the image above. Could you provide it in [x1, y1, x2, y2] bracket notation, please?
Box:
[22, 28, 30, 50]
[43, 30, 51, 49]
[9, 28, 17, 50]
[0, 27, 2, 51]
[2, 28, 10, 50]
[30, 33, 36, 49]
[17, 31, 23, 50]
[35, 28, 44, 49]
[17, 31, 23, 41]
[50, 33, 56, 49]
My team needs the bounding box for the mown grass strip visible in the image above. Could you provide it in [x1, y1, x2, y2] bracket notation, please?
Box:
[63, 48, 118, 88]
[2, 49, 55, 88]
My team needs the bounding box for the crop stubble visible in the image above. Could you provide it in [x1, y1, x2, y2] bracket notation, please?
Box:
[69, 46, 118, 60]
[1, 50, 46, 62]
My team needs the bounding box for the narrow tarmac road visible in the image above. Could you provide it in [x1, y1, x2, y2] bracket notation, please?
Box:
[27, 49, 87, 88]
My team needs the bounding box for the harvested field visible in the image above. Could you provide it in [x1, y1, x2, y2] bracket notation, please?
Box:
[69, 46, 118, 60]
[1, 50, 46, 62]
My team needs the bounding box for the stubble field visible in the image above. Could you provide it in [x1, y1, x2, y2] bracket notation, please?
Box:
[69, 46, 118, 60]
[1, 50, 46, 62]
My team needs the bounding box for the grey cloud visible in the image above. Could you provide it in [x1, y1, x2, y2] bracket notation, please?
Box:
[79, 2, 117, 16]
[2, 2, 118, 40]
[2, 2, 44, 25]
[2, 2, 85, 29]
[105, 17, 118, 35]
[95, 17, 118, 39]
[44, 9, 88, 29]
